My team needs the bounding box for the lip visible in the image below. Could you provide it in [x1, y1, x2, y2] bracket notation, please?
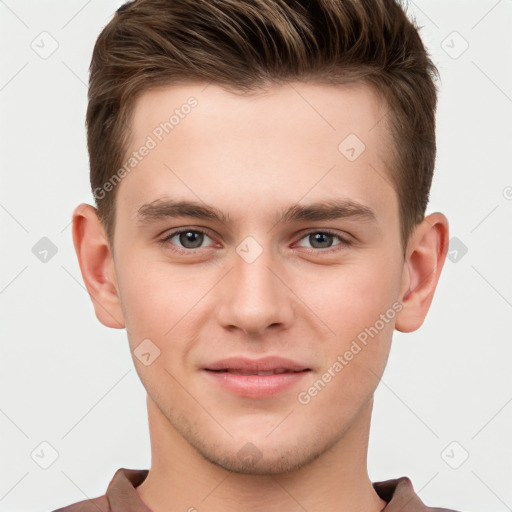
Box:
[203, 356, 311, 399]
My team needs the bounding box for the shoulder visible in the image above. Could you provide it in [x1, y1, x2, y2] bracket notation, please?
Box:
[51, 495, 109, 512]
[374, 476, 463, 512]
[50, 468, 149, 512]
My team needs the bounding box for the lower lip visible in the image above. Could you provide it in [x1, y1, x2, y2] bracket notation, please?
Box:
[204, 370, 310, 398]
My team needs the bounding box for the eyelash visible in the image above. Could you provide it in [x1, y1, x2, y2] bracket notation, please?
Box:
[159, 228, 352, 255]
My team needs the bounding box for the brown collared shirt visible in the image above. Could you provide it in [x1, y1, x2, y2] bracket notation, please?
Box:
[53, 468, 460, 512]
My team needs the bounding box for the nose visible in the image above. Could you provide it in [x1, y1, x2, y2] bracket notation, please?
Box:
[215, 246, 295, 338]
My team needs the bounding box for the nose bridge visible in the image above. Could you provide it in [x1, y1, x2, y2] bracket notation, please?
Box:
[215, 240, 293, 335]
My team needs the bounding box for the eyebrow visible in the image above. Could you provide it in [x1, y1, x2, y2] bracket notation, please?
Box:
[137, 199, 231, 225]
[279, 199, 377, 224]
[136, 197, 377, 227]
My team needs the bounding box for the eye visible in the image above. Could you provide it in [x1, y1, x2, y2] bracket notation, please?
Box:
[161, 229, 215, 251]
[295, 230, 351, 251]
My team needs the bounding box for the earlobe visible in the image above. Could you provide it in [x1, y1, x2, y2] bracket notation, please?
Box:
[71, 203, 125, 329]
[395, 213, 449, 333]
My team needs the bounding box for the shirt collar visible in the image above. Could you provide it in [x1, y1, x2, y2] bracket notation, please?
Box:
[105, 468, 427, 512]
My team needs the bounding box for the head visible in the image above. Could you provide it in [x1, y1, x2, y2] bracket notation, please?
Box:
[88, 0, 439, 254]
[74, 0, 449, 475]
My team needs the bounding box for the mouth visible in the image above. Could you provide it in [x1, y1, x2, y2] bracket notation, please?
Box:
[206, 368, 310, 376]
[203, 356, 312, 398]
[204, 355, 311, 373]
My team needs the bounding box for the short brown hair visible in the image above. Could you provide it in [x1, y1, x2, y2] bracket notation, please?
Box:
[87, 0, 439, 253]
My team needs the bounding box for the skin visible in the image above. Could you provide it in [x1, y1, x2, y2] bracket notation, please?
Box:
[72, 81, 449, 512]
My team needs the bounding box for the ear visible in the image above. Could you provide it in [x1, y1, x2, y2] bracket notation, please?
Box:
[395, 212, 449, 333]
[71, 203, 125, 329]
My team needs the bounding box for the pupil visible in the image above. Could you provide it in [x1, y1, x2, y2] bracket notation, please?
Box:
[311, 233, 332, 248]
[180, 231, 203, 248]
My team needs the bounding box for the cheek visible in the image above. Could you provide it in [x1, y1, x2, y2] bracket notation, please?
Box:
[297, 275, 398, 422]
[321, 259, 400, 397]
[115, 259, 177, 343]
[115, 262, 198, 395]
[116, 258, 219, 358]
[118, 281, 158, 335]
[299, 256, 402, 340]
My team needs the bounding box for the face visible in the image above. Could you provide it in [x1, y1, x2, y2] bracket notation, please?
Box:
[111, 81, 407, 474]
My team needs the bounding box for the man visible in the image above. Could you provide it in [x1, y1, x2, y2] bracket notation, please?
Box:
[56, 0, 457, 510]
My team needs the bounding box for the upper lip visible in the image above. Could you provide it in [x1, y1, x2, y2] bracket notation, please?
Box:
[204, 356, 310, 373]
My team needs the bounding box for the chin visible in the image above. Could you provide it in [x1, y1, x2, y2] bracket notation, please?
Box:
[200, 443, 324, 475]
[179, 424, 333, 476]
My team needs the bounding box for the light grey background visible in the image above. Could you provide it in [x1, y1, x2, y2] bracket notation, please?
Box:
[1, 1, 511, 511]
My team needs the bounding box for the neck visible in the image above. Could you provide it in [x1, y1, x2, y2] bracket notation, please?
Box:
[136, 396, 386, 512]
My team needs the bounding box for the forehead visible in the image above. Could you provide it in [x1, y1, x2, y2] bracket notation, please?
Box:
[130, 80, 389, 148]
[118, 81, 396, 228]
